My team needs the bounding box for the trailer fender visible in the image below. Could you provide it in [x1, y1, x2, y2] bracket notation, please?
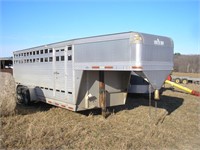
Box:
[22, 88, 31, 105]
[16, 86, 37, 105]
[28, 87, 38, 101]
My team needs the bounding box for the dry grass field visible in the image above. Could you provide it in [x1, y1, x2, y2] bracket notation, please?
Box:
[0, 72, 200, 149]
[172, 72, 200, 78]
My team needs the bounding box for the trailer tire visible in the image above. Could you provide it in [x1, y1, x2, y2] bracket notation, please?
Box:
[182, 79, 188, 84]
[16, 86, 23, 104]
[175, 78, 181, 84]
[22, 88, 31, 106]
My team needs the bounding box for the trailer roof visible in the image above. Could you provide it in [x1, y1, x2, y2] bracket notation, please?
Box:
[13, 31, 172, 53]
[13, 32, 132, 53]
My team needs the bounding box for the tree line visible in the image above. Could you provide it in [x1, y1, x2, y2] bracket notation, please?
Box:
[174, 54, 200, 73]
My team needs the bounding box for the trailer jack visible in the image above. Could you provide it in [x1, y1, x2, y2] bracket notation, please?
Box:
[154, 89, 160, 100]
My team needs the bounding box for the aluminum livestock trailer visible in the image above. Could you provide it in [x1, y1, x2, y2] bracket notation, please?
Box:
[13, 32, 174, 115]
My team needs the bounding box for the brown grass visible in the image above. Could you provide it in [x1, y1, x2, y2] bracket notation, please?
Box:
[0, 72, 16, 116]
[172, 72, 200, 78]
[1, 73, 200, 149]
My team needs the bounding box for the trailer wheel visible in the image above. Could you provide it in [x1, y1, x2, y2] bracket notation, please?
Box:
[16, 86, 23, 104]
[175, 78, 181, 84]
[22, 88, 31, 106]
[182, 79, 188, 84]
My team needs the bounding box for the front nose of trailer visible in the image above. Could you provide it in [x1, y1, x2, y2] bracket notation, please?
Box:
[130, 33, 174, 99]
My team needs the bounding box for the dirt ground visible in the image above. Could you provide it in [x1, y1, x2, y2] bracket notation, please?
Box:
[1, 73, 200, 149]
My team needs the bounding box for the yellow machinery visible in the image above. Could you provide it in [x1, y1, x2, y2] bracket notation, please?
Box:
[165, 80, 200, 97]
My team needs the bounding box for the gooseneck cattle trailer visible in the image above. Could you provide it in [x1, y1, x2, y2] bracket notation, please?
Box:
[13, 32, 174, 115]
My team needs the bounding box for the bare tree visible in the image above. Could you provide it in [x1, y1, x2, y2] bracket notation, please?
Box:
[174, 54, 200, 73]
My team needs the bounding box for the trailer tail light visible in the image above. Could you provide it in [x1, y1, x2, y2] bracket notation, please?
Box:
[92, 66, 100, 69]
[68, 107, 74, 110]
[105, 66, 113, 69]
[55, 103, 59, 106]
[92, 66, 113, 69]
[61, 105, 66, 108]
[132, 66, 143, 69]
